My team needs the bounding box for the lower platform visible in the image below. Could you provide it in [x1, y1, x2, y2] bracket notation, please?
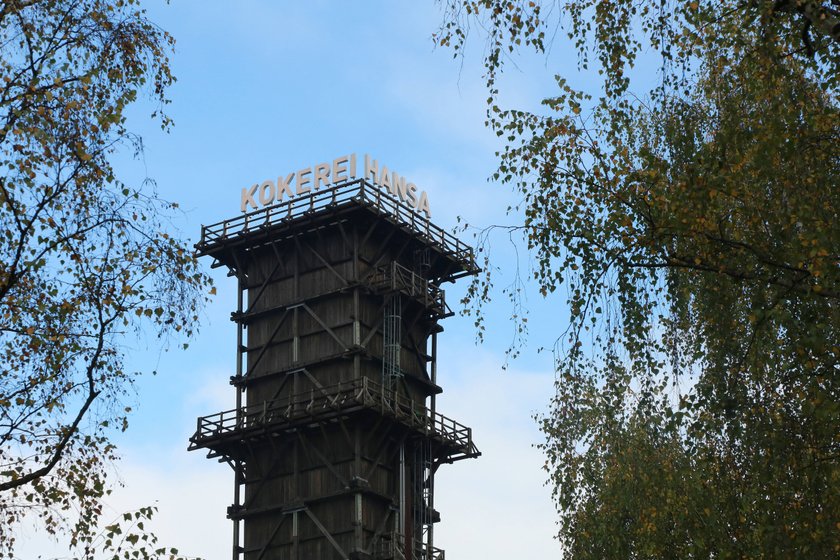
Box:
[188, 376, 479, 464]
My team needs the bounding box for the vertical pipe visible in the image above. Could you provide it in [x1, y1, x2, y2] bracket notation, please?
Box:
[236, 277, 244, 409]
[353, 287, 360, 380]
[429, 330, 438, 557]
[353, 225, 361, 383]
[292, 307, 299, 364]
[292, 510, 299, 560]
[293, 440, 299, 560]
[428, 464, 435, 556]
[354, 491, 363, 554]
[233, 275, 244, 560]
[232, 465, 241, 560]
[399, 443, 406, 540]
[352, 223, 359, 283]
[430, 331, 437, 417]
[294, 234, 300, 300]
[354, 425, 363, 553]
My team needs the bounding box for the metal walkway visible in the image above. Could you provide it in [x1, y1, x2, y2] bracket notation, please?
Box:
[189, 376, 479, 463]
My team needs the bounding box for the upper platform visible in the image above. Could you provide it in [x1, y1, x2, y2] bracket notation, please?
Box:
[196, 179, 479, 283]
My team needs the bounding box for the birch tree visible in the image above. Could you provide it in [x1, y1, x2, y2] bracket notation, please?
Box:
[0, 1, 210, 556]
[437, 1, 840, 556]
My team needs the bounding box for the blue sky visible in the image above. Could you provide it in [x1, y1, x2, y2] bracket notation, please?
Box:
[18, 2, 576, 558]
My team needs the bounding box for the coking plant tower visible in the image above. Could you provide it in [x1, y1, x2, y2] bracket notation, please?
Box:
[189, 177, 479, 560]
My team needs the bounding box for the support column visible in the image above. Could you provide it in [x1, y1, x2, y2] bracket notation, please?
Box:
[233, 275, 245, 560]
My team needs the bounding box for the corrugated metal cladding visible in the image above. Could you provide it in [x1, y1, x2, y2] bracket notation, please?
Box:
[189, 180, 480, 560]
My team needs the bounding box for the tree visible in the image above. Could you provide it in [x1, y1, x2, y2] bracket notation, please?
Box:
[0, 1, 210, 556]
[437, 0, 839, 557]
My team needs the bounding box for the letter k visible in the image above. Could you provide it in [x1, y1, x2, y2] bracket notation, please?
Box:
[241, 184, 258, 212]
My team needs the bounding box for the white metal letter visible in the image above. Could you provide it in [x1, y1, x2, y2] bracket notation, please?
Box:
[277, 173, 294, 201]
[258, 180, 275, 206]
[241, 184, 258, 212]
[380, 166, 392, 193]
[314, 163, 330, 190]
[393, 172, 407, 202]
[417, 190, 431, 218]
[405, 182, 417, 207]
[364, 154, 378, 184]
[296, 167, 312, 194]
[332, 155, 349, 184]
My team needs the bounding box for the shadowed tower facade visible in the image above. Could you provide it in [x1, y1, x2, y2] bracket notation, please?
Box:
[189, 179, 480, 560]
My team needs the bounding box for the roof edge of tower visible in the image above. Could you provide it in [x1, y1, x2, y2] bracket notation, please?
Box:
[195, 179, 480, 280]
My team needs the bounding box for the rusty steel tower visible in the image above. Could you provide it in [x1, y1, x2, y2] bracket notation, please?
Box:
[189, 178, 480, 560]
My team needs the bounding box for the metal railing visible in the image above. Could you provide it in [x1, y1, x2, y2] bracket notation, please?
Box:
[368, 262, 448, 314]
[189, 377, 477, 458]
[197, 179, 476, 272]
[374, 533, 445, 560]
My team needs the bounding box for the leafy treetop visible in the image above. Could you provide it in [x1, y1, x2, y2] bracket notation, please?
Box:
[0, 1, 210, 558]
[437, 0, 839, 557]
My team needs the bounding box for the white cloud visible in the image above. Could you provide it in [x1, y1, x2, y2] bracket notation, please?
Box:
[16, 351, 560, 560]
[434, 350, 562, 558]
[13, 451, 229, 560]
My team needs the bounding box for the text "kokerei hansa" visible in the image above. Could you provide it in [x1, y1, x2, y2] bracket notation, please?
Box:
[241, 153, 432, 218]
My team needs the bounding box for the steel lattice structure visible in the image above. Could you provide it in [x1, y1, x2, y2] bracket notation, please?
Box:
[189, 179, 480, 560]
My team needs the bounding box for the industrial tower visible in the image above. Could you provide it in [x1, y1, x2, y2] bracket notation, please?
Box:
[189, 178, 480, 560]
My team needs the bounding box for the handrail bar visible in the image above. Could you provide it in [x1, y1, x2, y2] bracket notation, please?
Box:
[373, 532, 445, 560]
[368, 261, 447, 311]
[190, 377, 475, 455]
[197, 179, 476, 272]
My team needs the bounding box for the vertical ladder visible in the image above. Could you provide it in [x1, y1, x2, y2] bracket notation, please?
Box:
[382, 293, 402, 389]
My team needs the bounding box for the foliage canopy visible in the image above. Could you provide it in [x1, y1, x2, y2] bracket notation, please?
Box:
[0, 1, 209, 557]
[437, 0, 839, 557]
